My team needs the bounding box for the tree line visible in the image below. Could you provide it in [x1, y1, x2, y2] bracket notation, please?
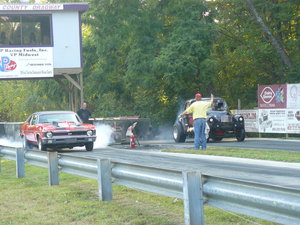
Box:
[0, 0, 299, 126]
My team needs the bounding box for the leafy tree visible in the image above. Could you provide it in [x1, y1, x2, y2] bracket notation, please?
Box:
[209, 0, 300, 109]
[85, 0, 216, 125]
[0, 81, 29, 121]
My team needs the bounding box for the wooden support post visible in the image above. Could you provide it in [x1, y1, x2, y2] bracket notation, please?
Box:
[75, 74, 79, 111]
[71, 85, 74, 111]
[183, 171, 204, 225]
[80, 72, 84, 105]
[68, 81, 72, 110]
[64, 74, 82, 90]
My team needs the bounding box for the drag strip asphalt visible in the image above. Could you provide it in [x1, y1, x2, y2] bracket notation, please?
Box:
[64, 146, 300, 190]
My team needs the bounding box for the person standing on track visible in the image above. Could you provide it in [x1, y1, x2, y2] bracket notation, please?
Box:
[77, 101, 92, 124]
[178, 93, 214, 150]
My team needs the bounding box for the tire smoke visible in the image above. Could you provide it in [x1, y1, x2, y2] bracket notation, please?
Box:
[93, 124, 114, 148]
[0, 137, 22, 147]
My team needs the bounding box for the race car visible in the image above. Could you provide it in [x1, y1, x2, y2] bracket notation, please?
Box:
[173, 97, 245, 142]
[20, 111, 96, 151]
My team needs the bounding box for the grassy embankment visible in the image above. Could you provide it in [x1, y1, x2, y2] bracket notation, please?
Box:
[163, 147, 300, 162]
[1, 147, 294, 224]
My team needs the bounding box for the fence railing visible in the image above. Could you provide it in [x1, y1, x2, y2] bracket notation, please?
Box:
[1, 146, 300, 225]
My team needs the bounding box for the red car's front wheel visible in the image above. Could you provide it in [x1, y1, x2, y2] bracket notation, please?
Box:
[85, 142, 94, 151]
[37, 137, 47, 151]
[22, 136, 31, 149]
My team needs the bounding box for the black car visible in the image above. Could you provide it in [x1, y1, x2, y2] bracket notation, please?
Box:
[173, 97, 245, 142]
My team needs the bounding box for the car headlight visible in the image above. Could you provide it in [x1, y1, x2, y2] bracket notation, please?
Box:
[239, 117, 244, 122]
[209, 118, 214, 123]
[46, 131, 53, 138]
[87, 130, 93, 136]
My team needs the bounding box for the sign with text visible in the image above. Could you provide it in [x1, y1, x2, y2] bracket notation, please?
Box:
[286, 109, 300, 133]
[0, 4, 64, 11]
[233, 109, 259, 132]
[258, 84, 287, 109]
[0, 47, 53, 79]
[258, 109, 287, 133]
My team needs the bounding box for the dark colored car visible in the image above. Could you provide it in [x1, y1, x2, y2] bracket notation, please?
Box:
[173, 97, 245, 143]
[20, 111, 96, 151]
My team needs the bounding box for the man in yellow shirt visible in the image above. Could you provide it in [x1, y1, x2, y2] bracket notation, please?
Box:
[178, 93, 214, 150]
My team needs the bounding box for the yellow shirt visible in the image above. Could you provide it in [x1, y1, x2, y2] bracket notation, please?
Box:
[186, 101, 211, 120]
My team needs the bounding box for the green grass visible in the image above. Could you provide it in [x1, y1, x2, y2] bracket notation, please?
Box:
[0, 159, 278, 225]
[163, 147, 300, 162]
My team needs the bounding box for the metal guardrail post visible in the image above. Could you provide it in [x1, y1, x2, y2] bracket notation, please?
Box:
[183, 171, 204, 225]
[16, 148, 25, 178]
[47, 152, 59, 186]
[97, 159, 112, 201]
[0, 147, 2, 173]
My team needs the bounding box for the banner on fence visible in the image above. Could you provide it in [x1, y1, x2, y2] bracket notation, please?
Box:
[287, 84, 300, 109]
[258, 84, 287, 109]
[235, 108, 300, 134]
[258, 109, 286, 133]
[234, 110, 259, 132]
[286, 109, 300, 133]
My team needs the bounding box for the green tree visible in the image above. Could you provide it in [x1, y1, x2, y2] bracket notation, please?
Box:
[210, 0, 300, 109]
[85, 0, 216, 125]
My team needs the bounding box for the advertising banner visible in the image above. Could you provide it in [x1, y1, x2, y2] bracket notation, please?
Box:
[235, 108, 300, 134]
[0, 47, 53, 79]
[258, 84, 287, 109]
[286, 109, 300, 133]
[287, 84, 300, 109]
[258, 109, 286, 133]
[233, 109, 259, 132]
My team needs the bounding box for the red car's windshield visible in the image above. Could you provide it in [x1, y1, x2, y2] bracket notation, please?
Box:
[38, 113, 81, 124]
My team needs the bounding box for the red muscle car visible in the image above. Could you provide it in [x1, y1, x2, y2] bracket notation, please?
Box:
[20, 111, 96, 151]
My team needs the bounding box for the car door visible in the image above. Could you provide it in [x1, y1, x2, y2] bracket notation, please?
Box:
[21, 115, 32, 139]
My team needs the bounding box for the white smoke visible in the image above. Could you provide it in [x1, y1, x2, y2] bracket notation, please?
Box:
[176, 98, 186, 122]
[0, 137, 22, 148]
[94, 124, 114, 148]
[153, 99, 186, 140]
[154, 125, 173, 140]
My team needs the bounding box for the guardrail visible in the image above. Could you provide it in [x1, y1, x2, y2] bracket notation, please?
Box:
[1, 146, 300, 225]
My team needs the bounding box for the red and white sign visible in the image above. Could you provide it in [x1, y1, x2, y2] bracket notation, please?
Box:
[258, 84, 287, 109]
[0, 47, 53, 79]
